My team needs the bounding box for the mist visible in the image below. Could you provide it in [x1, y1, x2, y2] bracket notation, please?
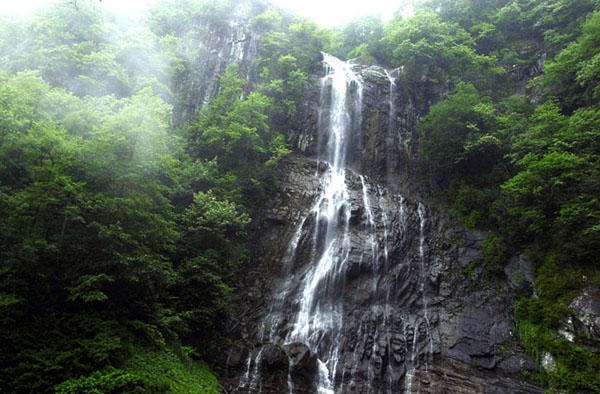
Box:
[1, 0, 408, 26]
[0, 0, 155, 17]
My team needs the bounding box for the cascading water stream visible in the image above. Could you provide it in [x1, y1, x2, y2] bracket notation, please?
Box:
[383, 69, 395, 123]
[417, 203, 434, 368]
[236, 54, 437, 394]
[285, 53, 363, 393]
[403, 203, 433, 394]
[237, 52, 362, 394]
[377, 185, 396, 394]
[359, 175, 378, 277]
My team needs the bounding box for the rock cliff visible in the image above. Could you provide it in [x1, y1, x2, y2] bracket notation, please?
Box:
[167, 4, 545, 390]
[172, 2, 261, 124]
[164, 3, 600, 392]
[218, 58, 543, 393]
[223, 156, 542, 393]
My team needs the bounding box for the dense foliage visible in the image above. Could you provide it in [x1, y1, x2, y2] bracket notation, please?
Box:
[0, 0, 299, 392]
[0, 0, 340, 390]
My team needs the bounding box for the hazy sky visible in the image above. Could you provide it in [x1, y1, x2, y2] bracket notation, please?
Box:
[271, 0, 411, 26]
[0, 0, 413, 27]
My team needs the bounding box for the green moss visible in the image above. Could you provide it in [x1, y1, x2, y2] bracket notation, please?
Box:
[482, 230, 508, 279]
[463, 259, 480, 278]
[497, 344, 506, 354]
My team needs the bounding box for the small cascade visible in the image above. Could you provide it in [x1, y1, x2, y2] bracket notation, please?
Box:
[225, 347, 234, 380]
[287, 356, 294, 394]
[283, 217, 308, 274]
[248, 347, 265, 392]
[377, 187, 396, 394]
[376, 185, 392, 281]
[417, 203, 435, 366]
[418, 204, 426, 276]
[384, 67, 410, 156]
[359, 175, 379, 286]
[318, 360, 335, 394]
[383, 68, 405, 181]
[383, 69, 396, 125]
[405, 320, 419, 394]
[238, 353, 252, 389]
[237, 322, 268, 393]
[399, 196, 407, 236]
[402, 203, 433, 393]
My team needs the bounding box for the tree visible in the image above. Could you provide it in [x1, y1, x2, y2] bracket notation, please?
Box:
[540, 11, 600, 113]
[187, 65, 290, 211]
[419, 82, 499, 183]
[173, 191, 249, 353]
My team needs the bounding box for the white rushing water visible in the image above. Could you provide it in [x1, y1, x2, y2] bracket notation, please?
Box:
[237, 54, 433, 394]
[237, 53, 363, 394]
[383, 69, 396, 122]
[286, 53, 363, 393]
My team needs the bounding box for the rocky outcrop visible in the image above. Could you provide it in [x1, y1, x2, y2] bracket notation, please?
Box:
[569, 287, 600, 342]
[287, 60, 443, 202]
[556, 286, 600, 344]
[163, 2, 600, 390]
[215, 54, 545, 393]
[172, 1, 262, 124]
[223, 154, 541, 393]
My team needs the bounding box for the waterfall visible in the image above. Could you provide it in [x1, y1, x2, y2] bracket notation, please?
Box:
[403, 204, 433, 394]
[235, 53, 437, 394]
[236, 53, 363, 393]
[285, 52, 363, 393]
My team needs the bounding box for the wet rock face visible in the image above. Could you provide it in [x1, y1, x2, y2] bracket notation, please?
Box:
[288, 61, 436, 200]
[217, 57, 542, 393]
[223, 155, 541, 393]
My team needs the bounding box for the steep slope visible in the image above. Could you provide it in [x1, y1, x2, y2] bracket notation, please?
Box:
[221, 55, 542, 393]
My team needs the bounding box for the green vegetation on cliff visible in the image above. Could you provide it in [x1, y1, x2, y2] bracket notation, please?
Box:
[318, 0, 600, 391]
